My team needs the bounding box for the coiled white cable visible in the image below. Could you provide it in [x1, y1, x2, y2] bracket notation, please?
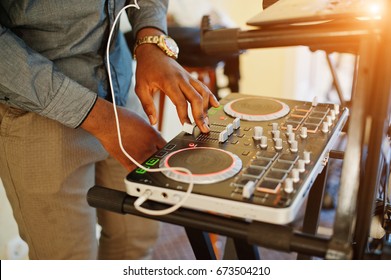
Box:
[106, 0, 194, 215]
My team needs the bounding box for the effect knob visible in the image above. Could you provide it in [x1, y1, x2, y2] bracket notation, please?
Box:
[291, 168, 300, 183]
[273, 130, 281, 139]
[284, 178, 294, 194]
[321, 122, 329, 133]
[326, 116, 332, 126]
[290, 140, 298, 153]
[286, 124, 293, 135]
[298, 159, 306, 172]
[330, 110, 336, 121]
[300, 127, 308, 139]
[275, 138, 283, 151]
[253, 126, 263, 140]
[334, 104, 340, 115]
[312, 96, 318, 106]
[288, 132, 295, 143]
[303, 151, 311, 164]
[260, 136, 268, 149]
[272, 122, 278, 132]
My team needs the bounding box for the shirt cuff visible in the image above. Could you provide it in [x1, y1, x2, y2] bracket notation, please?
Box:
[40, 75, 98, 128]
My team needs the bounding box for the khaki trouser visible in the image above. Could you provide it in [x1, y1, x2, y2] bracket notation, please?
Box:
[0, 103, 159, 259]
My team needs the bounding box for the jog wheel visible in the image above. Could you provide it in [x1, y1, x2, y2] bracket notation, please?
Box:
[160, 147, 242, 184]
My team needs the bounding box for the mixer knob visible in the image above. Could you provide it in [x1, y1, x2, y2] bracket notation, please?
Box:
[330, 110, 336, 120]
[286, 124, 293, 135]
[233, 117, 241, 129]
[273, 130, 281, 139]
[304, 151, 311, 164]
[284, 178, 294, 194]
[291, 168, 300, 183]
[272, 122, 278, 131]
[242, 181, 256, 199]
[290, 140, 298, 153]
[298, 159, 306, 172]
[300, 127, 308, 139]
[275, 138, 283, 151]
[253, 126, 263, 140]
[219, 130, 228, 143]
[260, 136, 268, 149]
[312, 96, 318, 106]
[226, 123, 234, 136]
[321, 122, 329, 133]
[288, 132, 295, 143]
[326, 116, 332, 126]
[334, 104, 340, 115]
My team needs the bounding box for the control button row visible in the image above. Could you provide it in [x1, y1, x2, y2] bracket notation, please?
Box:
[253, 125, 310, 151]
[234, 152, 312, 198]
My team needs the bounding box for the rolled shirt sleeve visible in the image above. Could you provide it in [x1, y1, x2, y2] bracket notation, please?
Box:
[0, 24, 97, 128]
[127, 0, 168, 37]
[0, 0, 169, 128]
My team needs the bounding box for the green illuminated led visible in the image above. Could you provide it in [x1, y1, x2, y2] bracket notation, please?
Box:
[145, 158, 160, 166]
[136, 167, 149, 174]
[208, 105, 223, 115]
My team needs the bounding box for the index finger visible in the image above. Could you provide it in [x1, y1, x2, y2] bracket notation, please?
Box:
[178, 81, 211, 133]
[190, 78, 220, 115]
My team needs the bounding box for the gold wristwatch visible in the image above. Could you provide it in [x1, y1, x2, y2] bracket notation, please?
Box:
[133, 35, 179, 60]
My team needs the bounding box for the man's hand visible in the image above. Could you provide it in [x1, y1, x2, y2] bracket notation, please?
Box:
[81, 97, 166, 171]
[134, 28, 220, 134]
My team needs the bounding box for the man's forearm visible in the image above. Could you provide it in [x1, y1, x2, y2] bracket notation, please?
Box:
[80, 97, 115, 137]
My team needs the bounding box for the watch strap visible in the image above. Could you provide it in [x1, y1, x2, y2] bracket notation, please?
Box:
[133, 35, 178, 60]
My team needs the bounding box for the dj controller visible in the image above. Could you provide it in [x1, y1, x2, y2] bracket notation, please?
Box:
[125, 93, 348, 224]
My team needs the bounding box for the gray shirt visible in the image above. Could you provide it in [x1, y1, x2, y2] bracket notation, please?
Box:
[0, 0, 168, 128]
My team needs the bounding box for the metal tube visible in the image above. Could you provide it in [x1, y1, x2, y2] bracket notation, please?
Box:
[201, 18, 378, 55]
[354, 3, 391, 258]
[87, 186, 330, 258]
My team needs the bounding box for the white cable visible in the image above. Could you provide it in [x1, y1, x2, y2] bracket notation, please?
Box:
[106, 0, 194, 216]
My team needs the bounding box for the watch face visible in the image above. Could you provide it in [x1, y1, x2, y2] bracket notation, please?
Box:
[163, 37, 179, 57]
